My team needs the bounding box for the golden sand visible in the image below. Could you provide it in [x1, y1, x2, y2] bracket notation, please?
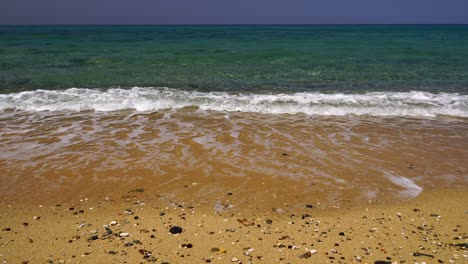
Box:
[0, 189, 466, 263]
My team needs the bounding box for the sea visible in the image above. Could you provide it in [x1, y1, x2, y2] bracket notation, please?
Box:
[0, 25, 467, 208]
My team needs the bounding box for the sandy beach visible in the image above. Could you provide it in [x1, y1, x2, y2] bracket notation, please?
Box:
[0, 188, 466, 264]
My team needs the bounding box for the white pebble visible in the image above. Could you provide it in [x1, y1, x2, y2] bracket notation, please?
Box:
[120, 232, 130, 237]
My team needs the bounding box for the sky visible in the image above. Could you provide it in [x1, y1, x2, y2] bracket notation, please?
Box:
[1, 0, 467, 25]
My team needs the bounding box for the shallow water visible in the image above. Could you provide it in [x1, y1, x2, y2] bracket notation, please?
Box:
[1, 109, 467, 208]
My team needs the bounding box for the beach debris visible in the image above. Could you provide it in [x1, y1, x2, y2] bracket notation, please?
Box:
[413, 252, 435, 258]
[169, 226, 183, 234]
[129, 188, 145, 193]
[214, 201, 233, 212]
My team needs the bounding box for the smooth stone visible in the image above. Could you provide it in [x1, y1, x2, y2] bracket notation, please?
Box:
[169, 226, 183, 234]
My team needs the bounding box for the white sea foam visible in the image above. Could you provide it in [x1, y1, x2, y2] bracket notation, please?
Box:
[384, 172, 423, 198]
[1, 87, 467, 117]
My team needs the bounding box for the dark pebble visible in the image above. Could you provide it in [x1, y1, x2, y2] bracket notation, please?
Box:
[266, 219, 273, 224]
[169, 226, 183, 234]
[123, 242, 134, 247]
[150, 235, 155, 238]
[88, 235, 99, 241]
[2, 228, 11, 231]
[227, 192, 233, 195]
[134, 216, 139, 220]
[305, 204, 314, 208]
[339, 232, 345, 236]
[211, 247, 220, 252]
[374, 261, 392, 264]
[108, 251, 117, 255]
[159, 212, 166, 216]
[22, 223, 29, 227]
[299, 252, 312, 258]
[301, 214, 311, 219]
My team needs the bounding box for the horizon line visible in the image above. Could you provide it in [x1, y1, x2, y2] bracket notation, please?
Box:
[1, 23, 468, 26]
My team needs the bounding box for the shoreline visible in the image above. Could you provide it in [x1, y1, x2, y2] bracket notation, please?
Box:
[0, 188, 466, 263]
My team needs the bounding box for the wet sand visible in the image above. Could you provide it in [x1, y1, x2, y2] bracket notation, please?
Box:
[1, 110, 468, 208]
[0, 189, 466, 263]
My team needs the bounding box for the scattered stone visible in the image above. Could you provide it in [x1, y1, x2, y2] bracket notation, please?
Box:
[237, 218, 254, 227]
[169, 226, 183, 234]
[139, 228, 150, 233]
[231, 257, 239, 262]
[134, 216, 139, 220]
[120, 232, 130, 237]
[301, 214, 311, 219]
[109, 221, 117, 225]
[108, 251, 117, 255]
[299, 251, 312, 259]
[211, 247, 220, 252]
[88, 235, 99, 241]
[2, 227, 11, 231]
[22, 223, 29, 227]
[374, 261, 392, 264]
[181, 243, 193, 248]
[159, 212, 166, 216]
[305, 204, 314, 208]
[266, 219, 273, 224]
[339, 232, 345, 236]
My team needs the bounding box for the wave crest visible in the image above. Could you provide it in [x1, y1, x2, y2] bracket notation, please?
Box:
[1, 87, 467, 117]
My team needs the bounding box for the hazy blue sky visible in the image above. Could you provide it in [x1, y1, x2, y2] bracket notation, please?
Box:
[1, 0, 467, 25]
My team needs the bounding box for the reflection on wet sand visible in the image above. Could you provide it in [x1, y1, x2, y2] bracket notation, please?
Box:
[0, 109, 467, 210]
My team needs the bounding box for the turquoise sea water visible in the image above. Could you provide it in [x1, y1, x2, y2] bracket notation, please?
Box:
[1, 25, 468, 116]
[1, 25, 468, 93]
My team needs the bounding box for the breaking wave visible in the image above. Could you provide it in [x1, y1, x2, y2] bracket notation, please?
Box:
[1, 87, 467, 117]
